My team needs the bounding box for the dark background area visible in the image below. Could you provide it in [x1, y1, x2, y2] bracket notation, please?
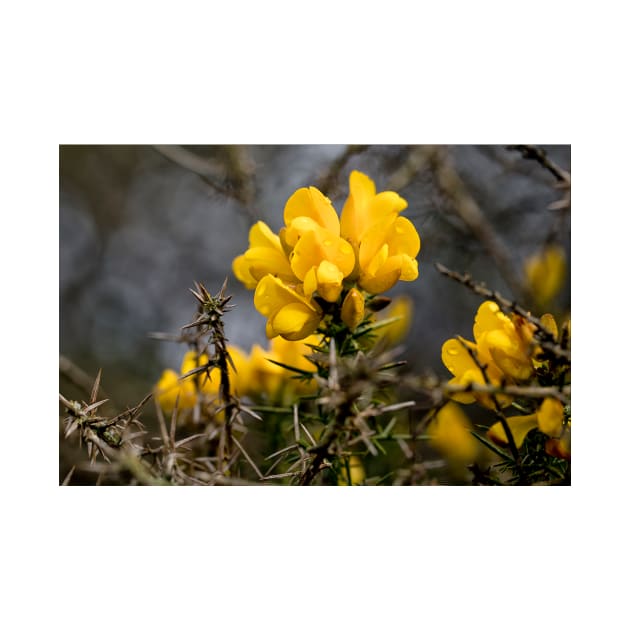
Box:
[59, 144, 570, 413]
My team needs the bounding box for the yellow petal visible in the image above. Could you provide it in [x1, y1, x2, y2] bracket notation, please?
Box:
[243, 246, 295, 283]
[545, 430, 571, 460]
[537, 397, 564, 438]
[226, 345, 251, 397]
[485, 329, 533, 381]
[540, 313, 558, 340]
[303, 266, 318, 298]
[395, 254, 419, 281]
[155, 369, 180, 411]
[524, 244, 567, 307]
[181, 351, 209, 376]
[487, 414, 538, 448]
[427, 402, 479, 464]
[232, 254, 258, 290]
[387, 216, 420, 258]
[359, 265, 401, 294]
[340, 171, 408, 244]
[441, 338, 479, 378]
[373, 295, 413, 347]
[271, 302, 322, 340]
[254, 275, 322, 340]
[284, 187, 340, 236]
[290, 227, 355, 280]
[340, 171, 377, 244]
[315, 260, 344, 302]
[473, 301, 510, 341]
[358, 215, 396, 267]
[253, 275, 305, 317]
[249, 221, 282, 249]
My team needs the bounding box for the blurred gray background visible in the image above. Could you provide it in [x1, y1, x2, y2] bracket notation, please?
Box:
[59, 145, 571, 406]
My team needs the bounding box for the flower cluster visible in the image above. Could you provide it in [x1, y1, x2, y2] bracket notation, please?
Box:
[155, 336, 319, 415]
[233, 171, 421, 340]
[440, 300, 570, 462]
[441, 300, 557, 408]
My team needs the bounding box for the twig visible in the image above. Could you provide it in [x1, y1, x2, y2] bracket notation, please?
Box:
[506, 145, 571, 185]
[443, 382, 570, 404]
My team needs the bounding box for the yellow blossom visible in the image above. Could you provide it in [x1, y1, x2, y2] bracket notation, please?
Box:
[155, 351, 217, 412]
[232, 221, 297, 290]
[254, 275, 323, 340]
[155, 348, 249, 414]
[340, 170, 408, 248]
[427, 402, 480, 465]
[246, 335, 319, 400]
[356, 214, 420, 294]
[487, 397, 568, 457]
[441, 301, 554, 407]
[441, 336, 507, 408]
[233, 170, 421, 341]
[473, 301, 536, 381]
[373, 294, 413, 347]
[289, 225, 355, 302]
[281, 186, 341, 248]
[340, 171, 420, 293]
[524, 244, 567, 308]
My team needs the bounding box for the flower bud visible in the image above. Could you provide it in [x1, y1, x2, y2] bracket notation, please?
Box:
[341, 288, 365, 330]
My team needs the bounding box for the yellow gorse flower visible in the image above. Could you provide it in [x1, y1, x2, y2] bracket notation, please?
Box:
[155, 348, 250, 414]
[232, 171, 421, 340]
[156, 337, 320, 413]
[442, 301, 556, 408]
[233, 222, 297, 290]
[427, 402, 480, 466]
[246, 334, 319, 401]
[524, 244, 567, 308]
[487, 397, 569, 459]
[341, 171, 420, 293]
[254, 275, 323, 341]
[372, 294, 413, 347]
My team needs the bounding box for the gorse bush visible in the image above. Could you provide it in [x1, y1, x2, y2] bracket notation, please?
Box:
[60, 147, 570, 486]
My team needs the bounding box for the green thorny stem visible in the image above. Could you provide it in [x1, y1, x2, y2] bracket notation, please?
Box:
[187, 279, 239, 473]
[299, 337, 347, 485]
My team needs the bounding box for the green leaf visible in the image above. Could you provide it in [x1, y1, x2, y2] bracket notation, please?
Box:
[470, 431, 515, 462]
